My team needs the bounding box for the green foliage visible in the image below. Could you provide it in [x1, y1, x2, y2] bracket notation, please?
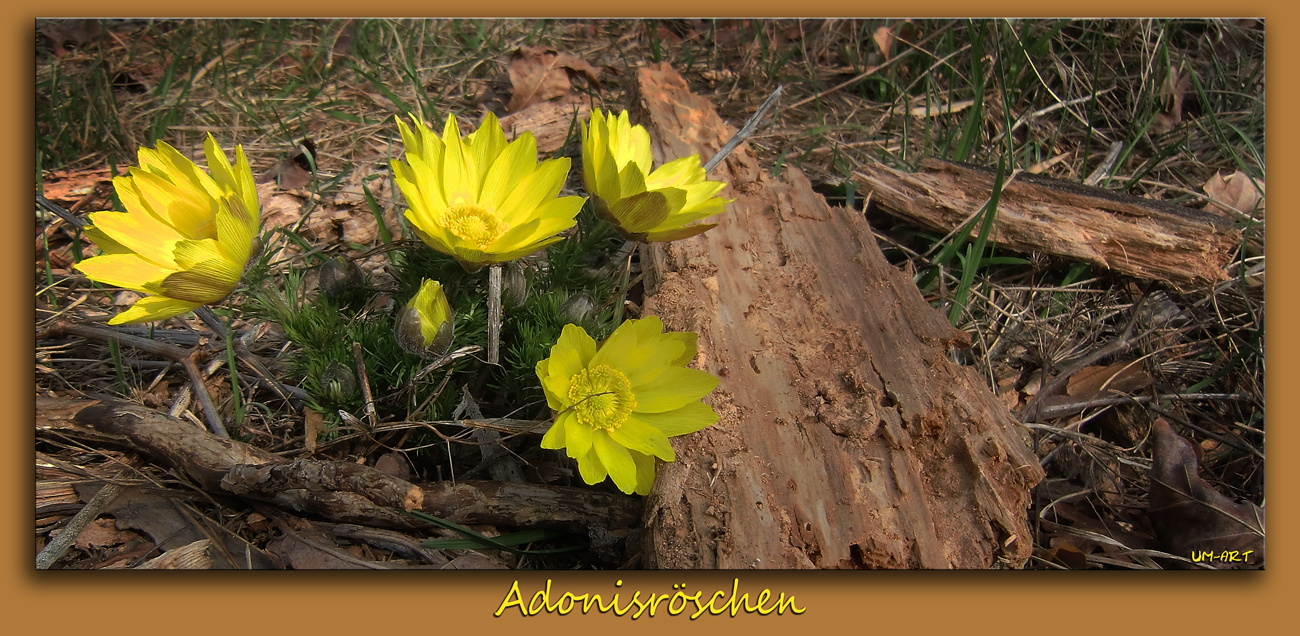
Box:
[248, 199, 632, 440]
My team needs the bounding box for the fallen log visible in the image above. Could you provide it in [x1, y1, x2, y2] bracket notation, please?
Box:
[632, 63, 1045, 568]
[853, 158, 1241, 286]
[36, 398, 643, 536]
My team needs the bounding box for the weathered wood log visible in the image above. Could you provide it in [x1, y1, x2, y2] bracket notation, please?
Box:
[853, 158, 1241, 286]
[498, 97, 589, 154]
[631, 63, 1044, 568]
[37, 397, 643, 535]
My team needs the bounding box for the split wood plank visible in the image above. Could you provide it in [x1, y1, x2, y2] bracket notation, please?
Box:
[633, 63, 1044, 569]
[853, 158, 1241, 286]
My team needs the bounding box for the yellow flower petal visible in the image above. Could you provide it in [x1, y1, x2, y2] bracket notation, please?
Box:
[496, 158, 570, 227]
[479, 133, 538, 212]
[576, 448, 609, 485]
[633, 401, 718, 437]
[75, 254, 172, 294]
[593, 432, 638, 494]
[77, 137, 262, 324]
[660, 331, 699, 367]
[564, 411, 594, 459]
[632, 367, 720, 413]
[581, 109, 731, 243]
[84, 208, 184, 268]
[394, 113, 584, 270]
[534, 318, 719, 494]
[107, 295, 202, 325]
[540, 408, 570, 449]
[631, 451, 656, 496]
[159, 258, 242, 304]
[643, 223, 719, 243]
[607, 416, 675, 462]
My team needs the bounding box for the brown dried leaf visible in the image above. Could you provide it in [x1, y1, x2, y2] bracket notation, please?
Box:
[374, 452, 411, 481]
[1148, 418, 1264, 568]
[74, 517, 131, 549]
[1204, 170, 1264, 218]
[328, 19, 359, 64]
[266, 518, 360, 569]
[92, 485, 205, 552]
[40, 19, 102, 57]
[1066, 361, 1153, 398]
[1212, 19, 1261, 58]
[506, 46, 600, 113]
[303, 409, 323, 454]
[262, 140, 316, 191]
[872, 26, 896, 61]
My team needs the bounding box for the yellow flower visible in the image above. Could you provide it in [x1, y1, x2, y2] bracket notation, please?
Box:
[75, 134, 262, 325]
[395, 279, 454, 356]
[581, 109, 732, 242]
[535, 316, 719, 495]
[392, 112, 585, 271]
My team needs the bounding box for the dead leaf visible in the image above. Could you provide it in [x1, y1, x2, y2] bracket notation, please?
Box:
[259, 188, 306, 231]
[506, 47, 600, 113]
[374, 452, 411, 481]
[1150, 62, 1191, 135]
[872, 26, 895, 61]
[1212, 19, 1261, 58]
[1147, 418, 1264, 568]
[74, 517, 132, 549]
[327, 19, 359, 66]
[40, 19, 102, 57]
[1066, 361, 1153, 398]
[303, 409, 323, 454]
[266, 518, 361, 569]
[1203, 170, 1264, 219]
[262, 140, 316, 191]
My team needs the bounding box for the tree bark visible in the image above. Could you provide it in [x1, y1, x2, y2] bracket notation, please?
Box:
[853, 157, 1241, 286]
[631, 63, 1044, 569]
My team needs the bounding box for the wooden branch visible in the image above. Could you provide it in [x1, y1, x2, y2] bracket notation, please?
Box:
[632, 63, 1044, 569]
[853, 158, 1241, 286]
[37, 398, 642, 535]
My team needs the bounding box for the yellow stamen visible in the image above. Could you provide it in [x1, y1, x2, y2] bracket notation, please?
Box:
[568, 364, 637, 430]
[444, 203, 506, 248]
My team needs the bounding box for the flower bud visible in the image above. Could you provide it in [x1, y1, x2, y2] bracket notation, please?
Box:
[502, 260, 531, 308]
[560, 290, 596, 324]
[318, 256, 364, 299]
[395, 279, 454, 356]
[320, 360, 357, 402]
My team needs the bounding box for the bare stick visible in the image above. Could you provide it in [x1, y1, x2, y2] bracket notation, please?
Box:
[39, 321, 230, 438]
[36, 476, 125, 569]
[703, 85, 784, 174]
[351, 341, 377, 432]
[36, 194, 85, 229]
[487, 264, 503, 365]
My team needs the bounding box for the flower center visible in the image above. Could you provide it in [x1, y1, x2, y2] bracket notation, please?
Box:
[445, 202, 506, 249]
[568, 364, 637, 430]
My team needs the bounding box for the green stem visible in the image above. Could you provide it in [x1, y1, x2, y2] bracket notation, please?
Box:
[611, 240, 636, 326]
[224, 310, 243, 431]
